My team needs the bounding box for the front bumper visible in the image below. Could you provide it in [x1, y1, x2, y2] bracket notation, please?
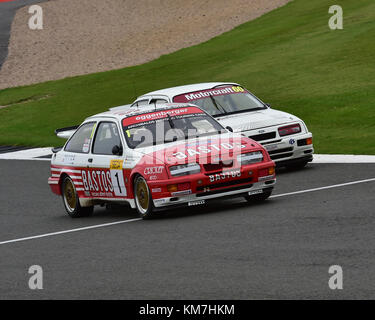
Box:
[246, 131, 314, 164]
[152, 179, 276, 209]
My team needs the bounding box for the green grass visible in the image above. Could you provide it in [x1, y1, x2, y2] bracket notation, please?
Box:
[1, 0, 374, 154]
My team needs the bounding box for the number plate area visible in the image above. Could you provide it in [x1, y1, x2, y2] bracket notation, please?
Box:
[248, 189, 263, 196]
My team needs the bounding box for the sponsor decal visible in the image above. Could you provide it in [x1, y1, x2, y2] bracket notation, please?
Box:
[122, 107, 204, 127]
[144, 166, 164, 175]
[152, 188, 162, 193]
[258, 175, 275, 182]
[188, 200, 205, 206]
[154, 198, 167, 205]
[80, 167, 127, 198]
[265, 144, 280, 151]
[173, 142, 246, 159]
[289, 139, 296, 145]
[82, 170, 114, 193]
[248, 189, 263, 196]
[209, 170, 241, 183]
[62, 154, 75, 165]
[171, 190, 192, 196]
[82, 138, 91, 153]
[149, 175, 158, 180]
[173, 86, 246, 103]
[110, 159, 123, 170]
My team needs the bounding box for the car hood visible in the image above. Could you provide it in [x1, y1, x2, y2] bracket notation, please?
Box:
[215, 108, 302, 132]
[133, 133, 264, 166]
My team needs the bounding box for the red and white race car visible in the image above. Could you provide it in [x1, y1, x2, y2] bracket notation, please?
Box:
[48, 104, 276, 219]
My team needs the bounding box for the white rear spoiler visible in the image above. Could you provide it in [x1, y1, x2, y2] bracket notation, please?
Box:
[55, 125, 79, 139]
[109, 104, 132, 112]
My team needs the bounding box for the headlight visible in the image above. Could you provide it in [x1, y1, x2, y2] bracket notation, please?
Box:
[237, 151, 263, 165]
[278, 123, 301, 136]
[169, 163, 201, 177]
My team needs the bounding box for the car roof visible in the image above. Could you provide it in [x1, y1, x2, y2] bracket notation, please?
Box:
[85, 103, 201, 121]
[137, 82, 240, 99]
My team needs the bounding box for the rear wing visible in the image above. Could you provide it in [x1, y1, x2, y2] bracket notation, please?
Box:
[109, 104, 132, 112]
[55, 125, 79, 139]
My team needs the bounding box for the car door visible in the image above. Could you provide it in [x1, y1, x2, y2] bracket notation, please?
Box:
[88, 120, 128, 199]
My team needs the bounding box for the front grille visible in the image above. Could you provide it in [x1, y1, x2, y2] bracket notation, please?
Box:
[249, 132, 276, 141]
[268, 147, 293, 155]
[203, 161, 234, 173]
[262, 139, 282, 145]
[270, 152, 293, 160]
[197, 181, 253, 197]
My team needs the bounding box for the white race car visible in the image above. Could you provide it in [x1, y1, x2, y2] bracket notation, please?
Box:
[128, 83, 314, 169]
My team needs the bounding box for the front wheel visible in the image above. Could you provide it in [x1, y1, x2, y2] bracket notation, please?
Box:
[245, 190, 272, 203]
[62, 176, 93, 218]
[134, 175, 154, 219]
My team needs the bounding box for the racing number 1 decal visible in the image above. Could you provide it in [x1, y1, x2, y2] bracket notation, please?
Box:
[110, 160, 127, 197]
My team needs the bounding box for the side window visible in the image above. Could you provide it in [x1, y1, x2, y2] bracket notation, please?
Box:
[149, 98, 168, 105]
[65, 122, 96, 153]
[92, 122, 122, 155]
[131, 99, 149, 107]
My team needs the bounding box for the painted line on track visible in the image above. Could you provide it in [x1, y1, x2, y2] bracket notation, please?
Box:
[0, 218, 142, 245]
[1, 177, 375, 246]
[270, 177, 375, 198]
[1, 149, 375, 163]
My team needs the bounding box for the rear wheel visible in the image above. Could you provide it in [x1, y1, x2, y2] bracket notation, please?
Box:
[62, 176, 93, 218]
[134, 175, 154, 219]
[245, 190, 272, 203]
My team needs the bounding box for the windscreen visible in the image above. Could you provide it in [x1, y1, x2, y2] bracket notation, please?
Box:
[173, 85, 266, 117]
[122, 107, 225, 149]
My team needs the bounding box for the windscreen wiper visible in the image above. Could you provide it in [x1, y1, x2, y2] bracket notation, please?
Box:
[166, 113, 175, 129]
[209, 95, 228, 115]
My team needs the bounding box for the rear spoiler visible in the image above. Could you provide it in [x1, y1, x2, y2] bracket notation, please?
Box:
[55, 125, 79, 139]
[109, 104, 132, 111]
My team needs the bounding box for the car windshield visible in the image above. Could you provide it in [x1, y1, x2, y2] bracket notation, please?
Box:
[122, 107, 225, 149]
[173, 85, 266, 117]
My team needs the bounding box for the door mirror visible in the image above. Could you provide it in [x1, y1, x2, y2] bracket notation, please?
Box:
[112, 145, 123, 156]
[226, 126, 233, 133]
[265, 103, 271, 108]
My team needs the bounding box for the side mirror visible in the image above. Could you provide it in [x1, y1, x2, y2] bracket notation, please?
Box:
[265, 103, 271, 108]
[112, 145, 123, 156]
[226, 126, 233, 133]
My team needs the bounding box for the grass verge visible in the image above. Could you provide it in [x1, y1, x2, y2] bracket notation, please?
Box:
[0, 0, 374, 154]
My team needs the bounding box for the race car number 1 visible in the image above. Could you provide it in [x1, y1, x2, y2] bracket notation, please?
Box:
[110, 160, 127, 197]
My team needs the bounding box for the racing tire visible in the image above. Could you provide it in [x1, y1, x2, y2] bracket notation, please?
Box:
[134, 175, 154, 219]
[245, 190, 272, 203]
[62, 176, 93, 218]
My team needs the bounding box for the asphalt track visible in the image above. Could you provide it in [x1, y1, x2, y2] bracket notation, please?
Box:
[0, 159, 374, 299]
[0, 0, 49, 69]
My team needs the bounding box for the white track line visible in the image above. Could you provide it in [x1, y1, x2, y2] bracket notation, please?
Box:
[313, 154, 375, 163]
[1, 151, 375, 162]
[0, 147, 52, 160]
[0, 218, 142, 245]
[270, 177, 375, 198]
[1, 177, 375, 246]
